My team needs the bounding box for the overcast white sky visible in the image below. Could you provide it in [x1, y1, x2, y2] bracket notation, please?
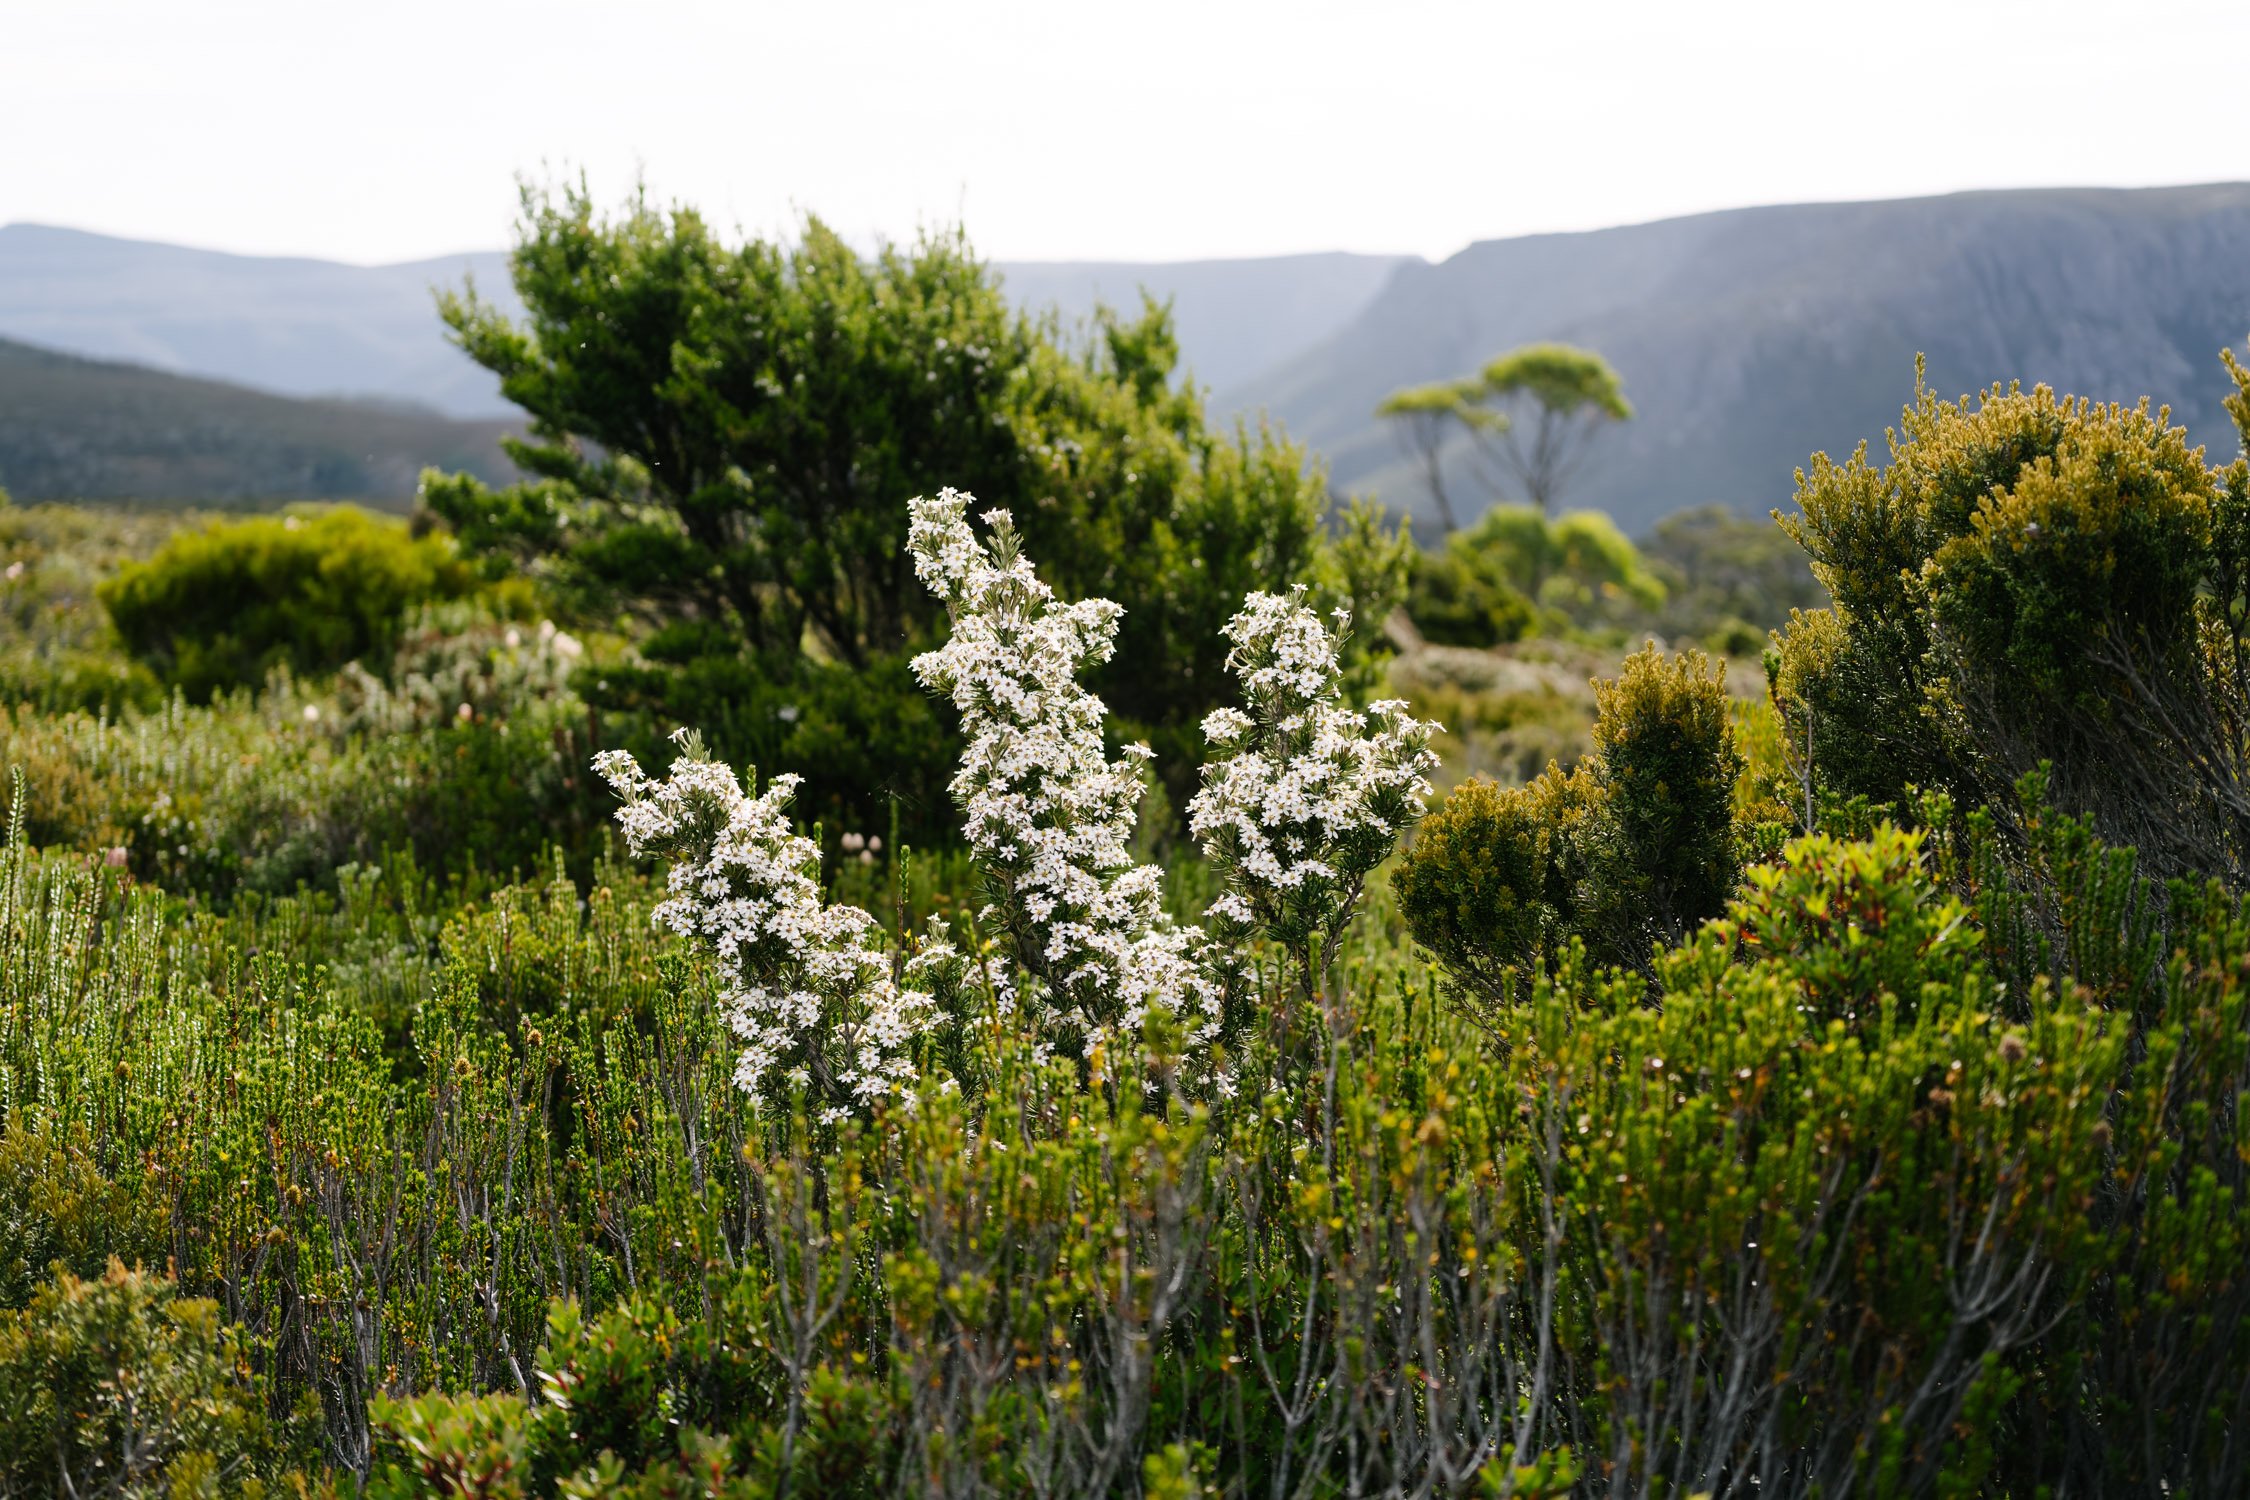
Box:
[4, 0, 2246, 267]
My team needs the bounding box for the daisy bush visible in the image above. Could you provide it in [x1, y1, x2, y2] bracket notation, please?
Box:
[905, 489, 1223, 1064]
[1190, 587, 1441, 987]
[593, 730, 951, 1118]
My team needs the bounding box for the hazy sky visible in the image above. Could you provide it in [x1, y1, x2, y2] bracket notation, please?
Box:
[5, 0, 2247, 267]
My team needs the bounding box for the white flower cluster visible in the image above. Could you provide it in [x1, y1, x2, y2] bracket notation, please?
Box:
[907, 489, 1221, 1058]
[1189, 588, 1441, 954]
[593, 733, 949, 1119]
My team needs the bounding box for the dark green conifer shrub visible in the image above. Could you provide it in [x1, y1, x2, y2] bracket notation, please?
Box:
[424, 186, 1404, 832]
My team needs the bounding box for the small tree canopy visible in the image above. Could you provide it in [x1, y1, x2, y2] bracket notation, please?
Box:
[1374, 345, 1630, 528]
[1376, 381, 1482, 421]
[1470, 344, 1632, 515]
[1478, 344, 1632, 422]
[1376, 379, 1490, 534]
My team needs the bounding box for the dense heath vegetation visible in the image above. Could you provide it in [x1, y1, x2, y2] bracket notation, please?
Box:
[3, 188, 2249, 1498]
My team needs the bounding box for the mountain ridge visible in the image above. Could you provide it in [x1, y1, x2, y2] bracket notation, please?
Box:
[1219, 183, 2250, 532]
[0, 335, 520, 506]
[10, 186, 2249, 524]
[0, 223, 1413, 420]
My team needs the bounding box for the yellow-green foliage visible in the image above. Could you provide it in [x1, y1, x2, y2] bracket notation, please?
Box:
[1922, 402, 2211, 701]
[1552, 823, 2125, 1492]
[1390, 766, 1589, 1002]
[100, 507, 472, 700]
[0, 1123, 158, 1308]
[1406, 504, 1666, 647]
[1591, 645, 1744, 941]
[1473, 505, 1664, 615]
[0, 1260, 310, 1495]
[1772, 356, 2250, 879]
[1397, 645, 1743, 992]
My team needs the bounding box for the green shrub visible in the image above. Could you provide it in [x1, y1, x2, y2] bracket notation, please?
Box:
[424, 187, 1391, 833]
[100, 508, 473, 700]
[366, 1292, 899, 1499]
[1772, 354, 2250, 881]
[1587, 644, 1744, 948]
[1390, 768, 1583, 1001]
[1540, 823, 2122, 1493]
[1405, 504, 1667, 646]
[0, 1123, 158, 1309]
[1405, 537, 1535, 647]
[583, 649, 962, 852]
[1397, 644, 1744, 997]
[0, 1260, 312, 1495]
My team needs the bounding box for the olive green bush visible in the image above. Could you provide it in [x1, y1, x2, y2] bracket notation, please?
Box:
[0, 1122, 158, 1309]
[1943, 778, 2250, 1492]
[1405, 535, 1536, 648]
[100, 508, 474, 701]
[1588, 642, 1745, 941]
[1771, 351, 2250, 881]
[1395, 644, 1743, 1000]
[0, 1259, 315, 1496]
[1405, 506, 1665, 648]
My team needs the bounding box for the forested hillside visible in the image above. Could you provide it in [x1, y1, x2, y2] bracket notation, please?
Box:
[0, 338, 519, 505]
[0, 223, 520, 417]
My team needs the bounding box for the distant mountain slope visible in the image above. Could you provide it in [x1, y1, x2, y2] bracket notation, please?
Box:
[0, 224, 520, 418]
[1223, 184, 2250, 534]
[0, 224, 1414, 421]
[996, 253, 1414, 394]
[0, 338, 519, 506]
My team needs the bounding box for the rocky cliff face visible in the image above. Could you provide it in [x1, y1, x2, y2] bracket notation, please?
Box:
[1225, 184, 2250, 533]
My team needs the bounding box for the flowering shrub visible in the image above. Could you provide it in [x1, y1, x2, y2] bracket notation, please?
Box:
[1189, 587, 1439, 987]
[594, 731, 952, 1117]
[906, 490, 1221, 1063]
[334, 610, 581, 736]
